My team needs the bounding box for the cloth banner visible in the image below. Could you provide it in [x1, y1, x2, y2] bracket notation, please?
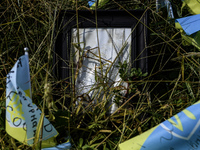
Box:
[119, 101, 200, 150]
[175, 19, 200, 50]
[182, 0, 200, 15]
[175, 0, 200, 50]
[6, 53, 60, 148]
[89, 0, 108, 8]
[176, 14, 200, 36]
[156, 0, 174, 18]
[42, 142, 72, 150]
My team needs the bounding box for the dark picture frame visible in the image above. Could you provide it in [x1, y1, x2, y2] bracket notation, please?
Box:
[54, 10, 148, 80]
[53, 10, 149, 111]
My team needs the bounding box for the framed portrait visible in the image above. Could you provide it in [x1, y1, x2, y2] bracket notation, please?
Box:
[54, 10, 148, 113]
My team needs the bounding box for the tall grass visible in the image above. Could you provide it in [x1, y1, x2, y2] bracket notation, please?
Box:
[0, 0, 199, 149]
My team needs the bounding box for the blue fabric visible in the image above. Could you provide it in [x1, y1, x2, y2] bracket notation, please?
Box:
[88, 0, 96, 7]
[176, 14, 200, 35]
[42, 142, 71, 150]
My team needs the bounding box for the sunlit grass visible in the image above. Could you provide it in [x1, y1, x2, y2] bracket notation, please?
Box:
[0, 0, 199, 149]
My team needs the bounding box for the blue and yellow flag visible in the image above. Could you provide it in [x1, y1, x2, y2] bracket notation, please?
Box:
[119, 101, 200, 150]
[175, 0, 200, 50]
[89, 0, 109, 9]
[6, 49, 71, 149]
[181, 0, 200, 15]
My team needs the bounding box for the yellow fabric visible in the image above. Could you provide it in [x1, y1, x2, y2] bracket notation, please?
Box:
[182, 0, 200, 15]
[183, 109, 196, 120]
[118, 126, 157, 150]
[6, 92, 27, 144]
[6, 88, 58, 148]
[175, 22, 182, 30]
[168, 115, 183, 131]
[175, 21, 200, 50]
[90, 0, 109, 9]
[24, 89, 31, 98]
[7, 94, 25, 120]
[41, 136, 58, 148]
[6, 121, 27, 144]
[176, 1, 200, 50]
[181, 31, 200, 49]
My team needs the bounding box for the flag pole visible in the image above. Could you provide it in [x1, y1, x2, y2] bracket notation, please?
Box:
[24, 47, 32, 99]
[24, 47, 29, 55]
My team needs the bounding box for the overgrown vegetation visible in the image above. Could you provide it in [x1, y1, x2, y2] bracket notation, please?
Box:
[1, 0, 199, 149]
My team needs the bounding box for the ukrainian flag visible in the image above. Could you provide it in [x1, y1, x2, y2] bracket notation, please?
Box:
[6, 48, 71, 149]
[6, 49, 34, 144]
[89, 0, 108, 8]
[119, 101, 200, 150]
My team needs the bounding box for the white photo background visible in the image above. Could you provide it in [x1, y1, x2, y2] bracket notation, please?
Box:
[72, 28, 132, 114]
